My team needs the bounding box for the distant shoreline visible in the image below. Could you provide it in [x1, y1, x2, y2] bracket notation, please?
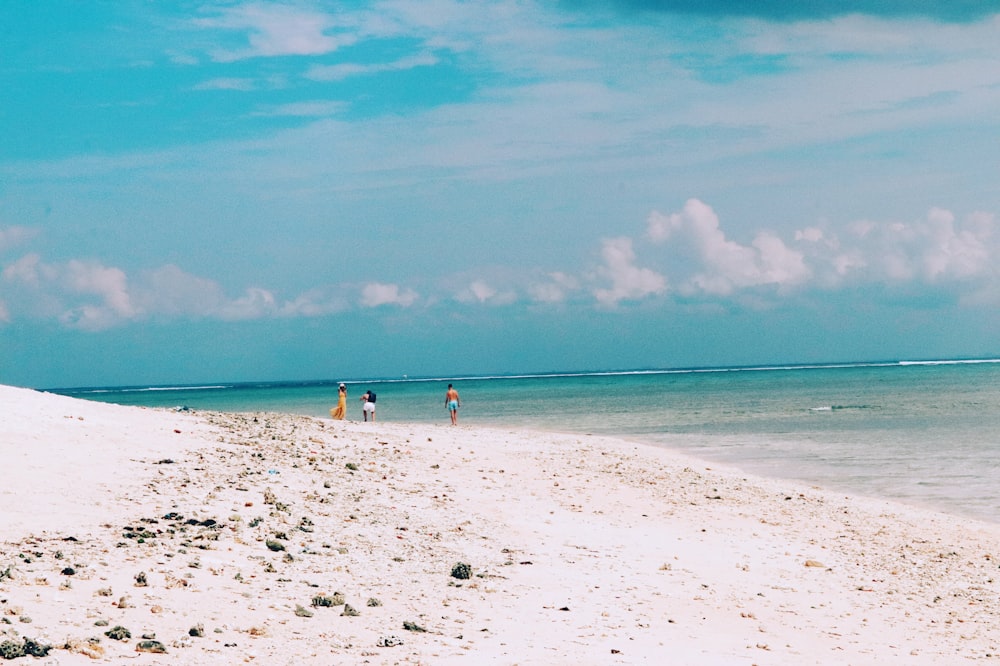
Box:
[45, 355, 1000, 393]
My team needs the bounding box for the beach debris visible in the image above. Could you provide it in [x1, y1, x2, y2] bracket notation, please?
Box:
[367, 598, 382, 607]
[804, 559, 826, 568]
[105, 625, 132, 641]
[0, 566, 13, 582]
[65, 639, 105, 659]
[450, 562, 473, 580]
[403, 620, 427, 632]
[312, 592, 345, 607]
[294, 605, 314, 617]
[342, 604, 360, 616]
[377, 635, 403, 647]
[136, 640, 167, 654]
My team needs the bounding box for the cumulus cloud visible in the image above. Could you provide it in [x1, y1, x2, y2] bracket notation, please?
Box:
[219, 287, 278, 320]
[593, 237, 667, 305]
[2, 257, 136, 331]
[1, 257, 352, 329]
[5, 200, 1000, 330]
[136, 264, 226, 317]
[454, 279, 517, 306]
[278, 287, 351, 317]
[529, 271, 580, 304]
[359, 282, 419, 308]
[796, 207, 998, 287]
[646, 198, 810, 295]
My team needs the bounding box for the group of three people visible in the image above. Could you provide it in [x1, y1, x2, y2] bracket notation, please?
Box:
[329, 383, 461, 424]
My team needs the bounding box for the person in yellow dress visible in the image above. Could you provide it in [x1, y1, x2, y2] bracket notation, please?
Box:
[329, 383, 347, 420]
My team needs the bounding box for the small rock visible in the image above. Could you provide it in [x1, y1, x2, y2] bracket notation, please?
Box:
[377, 635, 403, 647]
[105, 625, 131, 641]
[136, 640, 167, 654]
[450, 562, 472, 580]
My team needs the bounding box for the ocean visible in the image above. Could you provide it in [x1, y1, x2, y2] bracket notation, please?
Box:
[52, 360, 1000, 524]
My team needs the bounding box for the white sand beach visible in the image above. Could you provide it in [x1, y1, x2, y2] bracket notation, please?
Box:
[2, 383, 1000, 664]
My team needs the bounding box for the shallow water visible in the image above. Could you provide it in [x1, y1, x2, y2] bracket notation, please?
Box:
[54, 360, 1000, 523]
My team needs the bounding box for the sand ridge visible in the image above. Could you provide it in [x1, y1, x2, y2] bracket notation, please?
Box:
[2, 385, 1000, 664]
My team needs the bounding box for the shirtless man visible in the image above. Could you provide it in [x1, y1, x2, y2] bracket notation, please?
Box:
[445, 384, 460, 425]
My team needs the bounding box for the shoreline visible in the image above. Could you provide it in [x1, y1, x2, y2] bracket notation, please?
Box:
[3, 385, 1000, 663]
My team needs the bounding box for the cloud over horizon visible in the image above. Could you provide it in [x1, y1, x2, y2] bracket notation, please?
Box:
[3, 199, 998, 331]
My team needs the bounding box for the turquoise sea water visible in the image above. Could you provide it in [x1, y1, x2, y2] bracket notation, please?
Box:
[53, 360, 1000, 524]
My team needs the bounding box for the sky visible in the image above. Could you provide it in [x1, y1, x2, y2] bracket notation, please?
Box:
[2, 1, 1000, 388]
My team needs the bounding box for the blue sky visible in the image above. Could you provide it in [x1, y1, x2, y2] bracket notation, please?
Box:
[3, 1, 1000, 388]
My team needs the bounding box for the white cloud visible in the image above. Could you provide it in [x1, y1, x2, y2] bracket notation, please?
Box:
[305, 52, 439, 81]
[593, 237, 667, 305]
[0, 226, 37, 253]
[359, 282, 419, 307]
[528, 271, 579, 304]
[195, 3, 353, 62]
[809, 208, 998, 286]
[2, 257, 136, 331]
[647, 199, 809, 295]
[219, 287, 278, 320]
[254, 100, 347, 117]
[136, 264, 226, 317]
[468, 280, 495, 302]
[192, 77, 258, 91]
[2, 253, 49, 286]
[278, 288, 351, 317]
[65, 260, 135, 319]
